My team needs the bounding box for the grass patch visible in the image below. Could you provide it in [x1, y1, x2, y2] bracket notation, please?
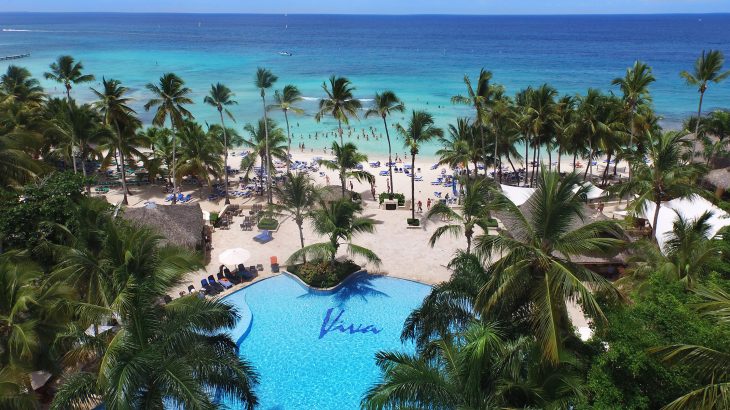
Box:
[287, 259, 361, 288]
[257, 217, 279, 230]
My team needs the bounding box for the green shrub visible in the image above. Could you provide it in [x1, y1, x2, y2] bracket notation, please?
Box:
[209, 212, 219, 225]
[257, 217, 279, 230]
[484, 218, 498, 228]
[378, 192, 405, 206]
[407, 218, 420, 226]
[287, 259, 361, 288]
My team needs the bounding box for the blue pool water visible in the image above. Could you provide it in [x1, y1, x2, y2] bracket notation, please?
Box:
[219, 273, 431, 409]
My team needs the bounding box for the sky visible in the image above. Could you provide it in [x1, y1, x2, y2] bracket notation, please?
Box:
[2, 0, 730, 15]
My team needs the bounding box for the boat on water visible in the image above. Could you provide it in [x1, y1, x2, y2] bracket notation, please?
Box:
[278, 51, 293, 56]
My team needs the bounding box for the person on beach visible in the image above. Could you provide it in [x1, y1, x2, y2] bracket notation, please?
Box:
[417, 200, 423, 213]
[349, 181, 354, 191]
[427, 198, 432, 210]
[325, 175, 330, 185]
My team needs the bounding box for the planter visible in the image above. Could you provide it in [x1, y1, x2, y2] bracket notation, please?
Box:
[407, 218, 420, 227]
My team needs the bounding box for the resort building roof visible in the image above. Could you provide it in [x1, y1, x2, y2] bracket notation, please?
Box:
[122, 202, 205, 250]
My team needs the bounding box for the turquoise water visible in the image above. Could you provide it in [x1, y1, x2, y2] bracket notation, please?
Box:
[1, 13, 729, 156]
[220, 273, 431, 409]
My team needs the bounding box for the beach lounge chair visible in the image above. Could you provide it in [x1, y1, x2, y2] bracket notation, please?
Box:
[379, 170, 389, 176]
[200, 278, 219, 295]
[430, 163, 439, 170]
[414, 176, 423, 182]
[221, 270, 241, 285]
[207, 275, 226, 292]
[254, 230, 273, 244]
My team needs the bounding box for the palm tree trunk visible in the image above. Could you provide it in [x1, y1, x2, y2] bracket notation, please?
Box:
[628, 109, 635, 181]
[118, 145, 129, 205]
[171, 123, 178, 204]
[651, 199, 661, 241]
[479, 123, 487, 176]
[494, 129, 499, 179]
[262, 94, 272, 204]
[506, 155, 518, 180]
[284, 109, 291, 175]
[530, 143, 538, 187]
[573, 153, 577, 172]
[113, 121, 129, 205]
[547, 145, 552, 172]
[465, 230, 472, 255]
[383, 116, 394, 194]
[411, 153, 416, 220]
[584, 148, 593, 181]
[524, 136, 530, 186]
[602, 151, 612, 186]
[692, 91, 705, 160]
[219, 110, 230, 205]
[297, 217, 307, 264]
[81, 153, 90, 195]
[338, 119, 346, 198]
[557, 147, 562, 174]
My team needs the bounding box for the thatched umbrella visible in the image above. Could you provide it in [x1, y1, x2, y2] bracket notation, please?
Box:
[122, 203, 204, 250]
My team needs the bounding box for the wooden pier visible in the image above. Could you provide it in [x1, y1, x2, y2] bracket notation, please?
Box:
[0, 53, 31, 62]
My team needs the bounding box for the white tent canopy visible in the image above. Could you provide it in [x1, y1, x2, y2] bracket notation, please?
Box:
[573, 182, 606, 201]
[500, 184, 535, 206]
[641, 194, 730, 253]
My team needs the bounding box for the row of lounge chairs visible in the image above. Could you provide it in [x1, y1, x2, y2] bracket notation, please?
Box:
[165, 193, 193, 203]
[199, 265, 259, 296]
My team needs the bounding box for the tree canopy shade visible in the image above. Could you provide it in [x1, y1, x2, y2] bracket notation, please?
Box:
[268, 84, 304, 175]
[366, 90, 404, 193]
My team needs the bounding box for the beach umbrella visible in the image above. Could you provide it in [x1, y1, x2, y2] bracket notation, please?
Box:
[219, 248, 251, 265]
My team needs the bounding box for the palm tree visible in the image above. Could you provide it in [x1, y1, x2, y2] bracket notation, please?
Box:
[254, 67, 278, 203]
[554, 95, 576, 174]
[45, 101, 108, 190]
[612, 60, 655, 179]
[318, 141, 373, 197]
[397, 110, 444, 221]
[569, 89, 613, 182]
[0, 253, 74, 409]
[273, 172, 319, 259]
[680, 50, 730, 153]
[142, 127, 174, 185]
[268, 84, 304, 174]
[91, 78, 140, 205]
[650, 286, 730, 410]
[144, 73, 194, 204]
[452, 69, 493, 175]
[0, 134, 41, 189]
[316, 75, 361, 146]
[363, 321, 584, 409]
[475, 170, 625, 364]
[524, 84, 558, 186]
[663, 211, 724, 288]
[0, 65, 45, 106]
[43, 55, 95, 102]
[240, 118, 288, 193]
[611, 130, 705, 240]
[701, 110, 730, 166]
[426, 177, 494, 254]
[50, 224, 259, 410]
[204, 83, 237, 204]
[436, 118, 474, 175]
[175, 120, 224, 188]
[366, 91, 405, 193]
[287, 198, 380, 269]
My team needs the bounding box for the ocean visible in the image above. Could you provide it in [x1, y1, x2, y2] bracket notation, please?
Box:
[1, 13, 729, 156]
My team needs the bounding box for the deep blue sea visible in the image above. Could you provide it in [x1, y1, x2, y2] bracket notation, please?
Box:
[1, 13, 729, 156]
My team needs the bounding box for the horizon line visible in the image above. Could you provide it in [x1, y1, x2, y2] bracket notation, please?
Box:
[1, 11, 730, 16]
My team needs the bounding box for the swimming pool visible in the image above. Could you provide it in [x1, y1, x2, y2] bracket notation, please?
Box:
[219, 272, 431, 409]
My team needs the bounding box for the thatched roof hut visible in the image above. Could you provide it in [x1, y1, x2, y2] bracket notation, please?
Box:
[122, 203, 204, 250]
[320, 185, 355, 203]
[704, 167, 730, 190]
